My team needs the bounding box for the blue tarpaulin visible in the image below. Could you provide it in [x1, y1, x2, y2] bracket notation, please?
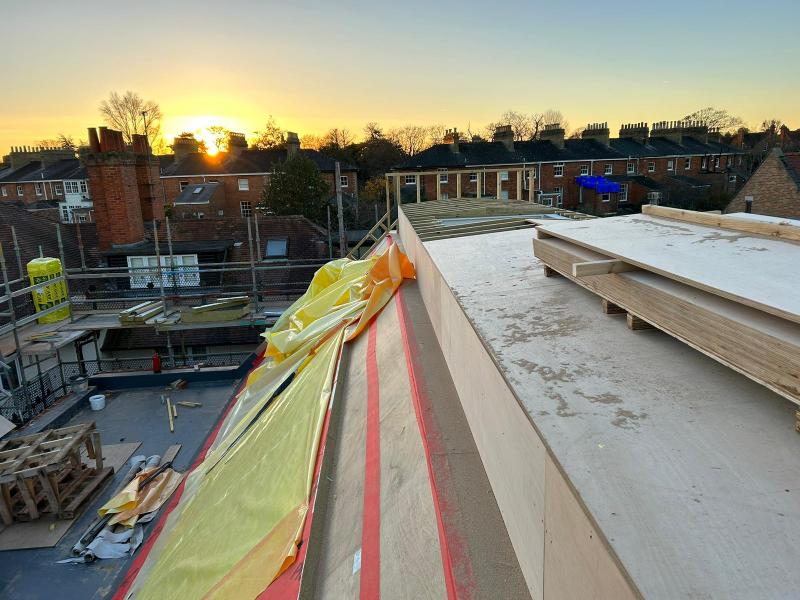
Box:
[575, 175, 621, 193]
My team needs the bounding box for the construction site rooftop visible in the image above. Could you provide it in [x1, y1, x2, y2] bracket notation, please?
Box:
[399, 200, 800, 598]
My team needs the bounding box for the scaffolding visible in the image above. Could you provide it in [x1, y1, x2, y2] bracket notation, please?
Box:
[0, 216, 330, 425]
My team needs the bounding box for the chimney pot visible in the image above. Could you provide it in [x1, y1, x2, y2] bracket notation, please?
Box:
[286, 131, 300, 157]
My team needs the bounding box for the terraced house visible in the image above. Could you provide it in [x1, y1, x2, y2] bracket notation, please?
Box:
[390, 121, 746, 214]
[160, 131, 358, 219]
[0, 146, 93, 222]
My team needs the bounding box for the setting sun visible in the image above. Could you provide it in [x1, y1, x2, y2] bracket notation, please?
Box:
[164, 114, 252, 156]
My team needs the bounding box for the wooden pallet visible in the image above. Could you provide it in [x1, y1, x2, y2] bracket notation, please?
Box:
[0, 422, 110, 523]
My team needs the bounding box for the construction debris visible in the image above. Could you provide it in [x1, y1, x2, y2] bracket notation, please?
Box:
[176, 401, 201, 408]
[167, 379, 187, 390]
[180, 296, 250, 324]
[118, 301, 164, 324]
[0, 423, 112, 523]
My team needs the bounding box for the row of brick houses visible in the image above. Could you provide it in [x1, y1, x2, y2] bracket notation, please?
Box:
[389, 121, 747, 214]
[0, 130, 358, 224]
[160, 131, 358, 219]
[0, 146, 93, 223]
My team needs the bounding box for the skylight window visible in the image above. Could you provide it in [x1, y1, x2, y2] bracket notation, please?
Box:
[193, 186, 203, 194]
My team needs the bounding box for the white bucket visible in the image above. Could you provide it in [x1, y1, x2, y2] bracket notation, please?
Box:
[89, 394, 106, 411]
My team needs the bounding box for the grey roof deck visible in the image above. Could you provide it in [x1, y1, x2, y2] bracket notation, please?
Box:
[423, 227, 800, 599]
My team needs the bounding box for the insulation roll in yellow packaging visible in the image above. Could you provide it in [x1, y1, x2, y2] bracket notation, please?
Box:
[27, 257, 70, 324]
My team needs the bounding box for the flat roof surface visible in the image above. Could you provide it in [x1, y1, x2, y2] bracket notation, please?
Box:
[424, 228, 800, 599]
[0, 382, 238, 600]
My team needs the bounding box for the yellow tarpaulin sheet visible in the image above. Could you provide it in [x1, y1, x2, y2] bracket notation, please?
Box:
[127, 240, 414, 600]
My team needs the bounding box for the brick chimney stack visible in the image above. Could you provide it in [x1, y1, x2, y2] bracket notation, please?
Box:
[443, 128, 460, 153]
[651, 121, 686, 145]
[227, 132, 248, 158]
[172, 134, 199, 162]
[493, 125, 515, 151]
[286, 132, 300, 157]
[131, 133, 164, 223]
[540, 123, 565, 149]
[85, 126, 146, 251]
[581, 122, 610, 146]
[619, 122, 650, 145]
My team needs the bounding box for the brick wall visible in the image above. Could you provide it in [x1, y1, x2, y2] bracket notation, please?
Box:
[87, 159, 145, 250]
[724, 150, 800, 218]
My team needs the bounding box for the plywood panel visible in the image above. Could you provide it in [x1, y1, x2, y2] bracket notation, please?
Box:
[400, 214, 547, 600]
[537, 214, 800, 324]
[533, 236, 800, 404]
[543, 455, 639, 599]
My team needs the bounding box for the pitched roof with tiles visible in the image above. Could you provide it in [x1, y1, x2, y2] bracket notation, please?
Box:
[161, 149, 357, 177]
[393, 136, 742, 170]
[173, 182, 222, 205]
[0, 159, 85, 183]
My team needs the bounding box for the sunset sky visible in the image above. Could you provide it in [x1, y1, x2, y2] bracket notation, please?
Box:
[2, 0, 798, 154]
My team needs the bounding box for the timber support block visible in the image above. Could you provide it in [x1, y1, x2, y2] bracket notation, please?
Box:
[543, 265, 560, 278]
[602, 299, 626, 315]
[627, 313, 654, 331]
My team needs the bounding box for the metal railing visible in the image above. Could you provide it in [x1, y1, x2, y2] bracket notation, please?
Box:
[0, 351, 252, 425]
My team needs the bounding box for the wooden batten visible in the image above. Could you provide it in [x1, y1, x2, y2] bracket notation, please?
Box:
[572, 259, 639, 277]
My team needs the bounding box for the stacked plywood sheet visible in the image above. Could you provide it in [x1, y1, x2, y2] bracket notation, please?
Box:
[533, 205, 800, 407]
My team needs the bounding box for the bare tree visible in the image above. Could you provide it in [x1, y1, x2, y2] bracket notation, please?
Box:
[205, 125, 230, 153]
[568, 127, 585, 139]
[483, 110, 554, 141]
[36, 133, 79, 151]
[300, 134, 323, 150]
[251, 115, 285, 150]
[426, 124, 446, 146]
[682, 107, 744, 132]
[99, 91, 163, 146]
[541, 109, 567, 131]
[321, 128, 354, 148]
[363, 122, 384, 141]
[759, 118, 783, 132]
[387, 125, 430, 156]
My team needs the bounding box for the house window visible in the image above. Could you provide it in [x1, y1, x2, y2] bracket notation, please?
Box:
[554, 186, 563, 207]
[438, 170, 448, 183]
[600, 193, 611, 203]
[127, 254, 199, 289]
[667, 160, 674, 171]
[265, 238, 288, 258]
[604, 163, 612, 175]
[647, 161, 655, 173]
[340, 175, 349, 188]
[54, 183, 63, 195]
[627, 162, 635, 174]
[553, 163, 564, 177]
[80, 180, 88, 194]
[78, 214, 88, 223]
[0, 186, 6, 197]
[580, 165, 589, 176]
[17, 185, 24, 197]
[65, 181, 80, 194]
[404, 175, 417, 185]
[35, 182, 43, 196]
[728, 175, 737, 183]
[469, 173, 478, 183]
[179, 181, 189, 191]
[714, 156, 720, 169]
[619, 184, 628, 202]
[61, 205, 70, 222]
[500, 171, 509, 181]
[238, 178, 250, 191]
[685, 158, 691, 170]
[701, 157, 708, 169]
[240, 201, 253, 217]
